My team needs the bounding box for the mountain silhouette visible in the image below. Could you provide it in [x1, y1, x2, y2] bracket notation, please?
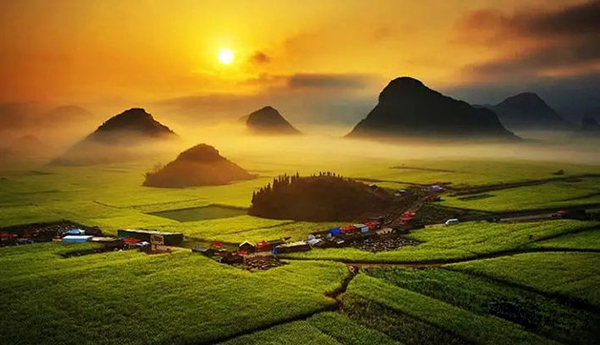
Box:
[577, 116, 600, 136]
[86, 108, 175, 142]
[242, 106, 301, 135]
[44, 106, 93, 125]
[347, 77, 518, 140]
[53, 108, 176, 165]
[0, 103, 92, 131]
[143, 144, 256, 187]
[491, 93, 571, 130]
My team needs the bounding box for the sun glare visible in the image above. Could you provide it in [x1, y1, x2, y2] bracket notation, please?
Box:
[218, 49, 234, 64]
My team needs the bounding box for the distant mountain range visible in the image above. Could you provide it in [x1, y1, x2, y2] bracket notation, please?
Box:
[53, 108, 177, 165]
[346, 77, 518, 140]
[482, 93, 572, 131]
[0, 103, 93, 131]
[240, 106, 301, 135]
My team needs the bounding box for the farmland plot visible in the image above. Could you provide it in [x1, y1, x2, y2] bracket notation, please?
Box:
[0, 244, 348, 345]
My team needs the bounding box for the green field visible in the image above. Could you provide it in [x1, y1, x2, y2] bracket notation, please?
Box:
[0, 243, 348, 345]
[364, 268, 599, 344]
[282, 220, 599, 262]
[441, 177, 600, 212]
[2, 155, 600, 344]
[149, 205, 248, 222]
[342, 274, 557, 345]
[448, 252, 600, 308]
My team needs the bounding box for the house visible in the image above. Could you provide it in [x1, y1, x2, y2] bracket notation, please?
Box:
[255, 238, 286, 252]
[66, 228, 86, 236]
[239, 241, 256, 254]
[353, 224, 370, 233]
[275, 241, 311, 254]
[117, 229, 183, 246]
[62, 235, 93, 243]
[328, 227, 342, 236]
[85, 226, 103, 237]
[256, 241, 273, 252]
[340, 225, 358, 234]
[365, 221, 381, 230]
[192, 247, 216, 257]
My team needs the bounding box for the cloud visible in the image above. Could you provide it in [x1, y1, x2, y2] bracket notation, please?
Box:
[250, 51, 271, 65]
[456, 1, 600, 80]
[239, 72, 375, 93]
[286, 73, 372, 91]
[154, 72, 378, 125]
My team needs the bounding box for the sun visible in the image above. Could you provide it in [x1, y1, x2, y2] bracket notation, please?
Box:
[218, 48, 234, 65]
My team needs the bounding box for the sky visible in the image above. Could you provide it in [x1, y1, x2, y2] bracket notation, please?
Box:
[1, 0, 599, 123]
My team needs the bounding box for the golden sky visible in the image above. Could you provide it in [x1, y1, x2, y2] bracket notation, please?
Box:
[0, 0, 597, 112]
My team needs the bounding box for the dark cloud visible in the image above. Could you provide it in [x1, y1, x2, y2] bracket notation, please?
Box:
[286, 73, 371, 91]
[458, 1, 600, 80]
[458, 1, 600, 39]
[468, 41, 600, 76]
[522, 1, 600, 37]
[250, 51, 271, 65]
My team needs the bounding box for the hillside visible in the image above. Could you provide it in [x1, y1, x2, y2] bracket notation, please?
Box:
[144, 144, 256, 188]
[491, 93, 571, 130]
[346, 77, 517, 140]
[243, 106, 301, 135]
[249, 173, 392, 221]
[53, 108, 176, 165]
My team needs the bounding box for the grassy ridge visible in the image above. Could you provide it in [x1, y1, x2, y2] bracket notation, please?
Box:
[344, 274, 558, 345]
[365, 268, 599, 344]
[530, 229, 600, 251]
[449, 252, 600, 308]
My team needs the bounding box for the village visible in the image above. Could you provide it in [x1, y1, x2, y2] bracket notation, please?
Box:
[2, 178, 598, 272]
[0, 211, 423, 270]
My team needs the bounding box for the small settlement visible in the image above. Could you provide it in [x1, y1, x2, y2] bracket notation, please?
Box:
[192, 211, 423, 270]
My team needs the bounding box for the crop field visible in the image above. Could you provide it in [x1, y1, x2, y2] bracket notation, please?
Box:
[219, 312, 400, 345]
[441, 177, 600, 212]
[448, 252, 600, 308]
[149, 205, 247, 222]
[0, 243, 348, 345]
[530, 228, 600, 250]
[281, 220, 599, 262]
[342, 274, 557, 345]
[364, 268, 599, 344]
[2, 155, 600, 344]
